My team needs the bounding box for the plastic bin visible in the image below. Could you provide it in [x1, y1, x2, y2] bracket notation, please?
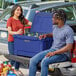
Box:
[14, 35, 53, 57]
[14, 12, 53, 57]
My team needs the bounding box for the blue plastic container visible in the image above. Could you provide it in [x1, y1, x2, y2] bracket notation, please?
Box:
[13, 12, 53, 57]
[14, 35, 53, 57]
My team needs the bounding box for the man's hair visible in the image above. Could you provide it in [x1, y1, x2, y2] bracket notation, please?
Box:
[52, 9, 67, 23]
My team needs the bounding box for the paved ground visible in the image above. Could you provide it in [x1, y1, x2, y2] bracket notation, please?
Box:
[20, 68, 41, 76]
[0, 43, 42, 76]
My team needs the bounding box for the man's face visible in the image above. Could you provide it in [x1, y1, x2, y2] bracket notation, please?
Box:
[52, 14, 59, 25]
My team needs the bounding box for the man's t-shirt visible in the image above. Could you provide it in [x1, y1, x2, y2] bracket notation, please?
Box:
[51, 25, 74, 58]
[7, 17, 29, 42]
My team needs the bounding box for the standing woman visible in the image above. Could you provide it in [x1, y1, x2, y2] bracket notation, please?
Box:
[7, 4, 32, 70]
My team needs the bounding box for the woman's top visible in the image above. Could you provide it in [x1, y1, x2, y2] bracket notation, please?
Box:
[7, 17, 29, 42]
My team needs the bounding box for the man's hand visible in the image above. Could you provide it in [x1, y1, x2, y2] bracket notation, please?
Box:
[39, 34, 47, 40]
[45, 52, 56, 57]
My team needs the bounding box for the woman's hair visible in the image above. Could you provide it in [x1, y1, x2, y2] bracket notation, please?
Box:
[52, 9, 67, 23]
[10, 4, 26, 26]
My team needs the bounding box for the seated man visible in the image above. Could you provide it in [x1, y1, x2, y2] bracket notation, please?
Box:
[29, 9, 74, 76]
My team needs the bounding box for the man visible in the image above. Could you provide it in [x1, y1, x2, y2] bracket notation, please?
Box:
[29, 9, 74, 76]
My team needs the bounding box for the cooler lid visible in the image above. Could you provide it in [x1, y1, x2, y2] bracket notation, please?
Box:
[30, 12, 53, 34]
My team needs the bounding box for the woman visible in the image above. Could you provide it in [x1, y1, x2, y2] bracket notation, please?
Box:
[7, 4, 32, 70]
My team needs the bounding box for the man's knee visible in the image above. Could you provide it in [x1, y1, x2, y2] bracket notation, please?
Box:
[41, 58, 49, 67]
[30, 57, 38, 66]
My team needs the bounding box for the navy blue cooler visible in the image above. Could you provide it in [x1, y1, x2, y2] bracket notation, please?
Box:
[14, 35, 53, 57]
[13, 12, 53, 57]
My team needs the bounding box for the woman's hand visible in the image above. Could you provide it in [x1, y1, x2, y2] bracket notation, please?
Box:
[8, 27, 23, 35]
[16, 29, 23, 34]
[39, 34, 47, 40]
[28, 22, 32, 26]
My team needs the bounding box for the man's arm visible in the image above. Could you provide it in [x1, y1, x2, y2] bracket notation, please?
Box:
[46, 33, 53, 37]
[46, 43, 73, 57]
[39, 33, 53, 40]
[54, 43, 73, 54]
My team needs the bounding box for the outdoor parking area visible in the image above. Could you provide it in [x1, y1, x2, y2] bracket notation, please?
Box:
[0, 0, 76, 76]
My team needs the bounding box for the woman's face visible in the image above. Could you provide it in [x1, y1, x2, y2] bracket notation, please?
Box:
[14, 6, 22, 17]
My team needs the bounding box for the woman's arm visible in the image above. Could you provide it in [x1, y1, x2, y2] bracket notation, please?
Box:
[7, 27, 23, 35]
[24, 20, 32, 34]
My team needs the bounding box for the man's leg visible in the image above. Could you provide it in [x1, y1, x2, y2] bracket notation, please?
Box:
[29, 50, 50, 76]
[41, 54, 68, 76]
